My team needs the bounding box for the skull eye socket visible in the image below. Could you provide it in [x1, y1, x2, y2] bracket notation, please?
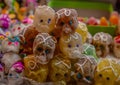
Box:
[85, 76, 91, 81]
[106, 77, 110, 80]
[64, 73, 68, 77]
[60, 21, 65, 26]
[77, 73, 83, 79]
[55, 73, 60, 77]
[37, 47, 43, 52]
[99, 74, 102, 77]
[100, 45, 104, 49]
[45, 49, 51, 54]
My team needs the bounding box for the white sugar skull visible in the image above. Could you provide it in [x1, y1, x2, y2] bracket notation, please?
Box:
[74, 55, 97, 85]
[93, 32, 112, 57]
[1, 37, 20, 53]
[33, 33, 56, 64]
[1, 53, 21, 74]
[59, 32, 83, 59]
[113, 35, 120, 58]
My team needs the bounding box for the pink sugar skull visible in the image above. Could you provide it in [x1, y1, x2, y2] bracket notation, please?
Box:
[0, 14, 10, 29]
[33, 33, 56, 64]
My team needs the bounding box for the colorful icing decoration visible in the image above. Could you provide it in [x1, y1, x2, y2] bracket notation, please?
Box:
[100, 17, 108, 26]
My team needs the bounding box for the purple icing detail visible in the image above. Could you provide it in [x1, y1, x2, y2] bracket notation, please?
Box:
[0, 64, 3, 71]
[0, 14, 10, 29]
[12, 62, 24, 73]
[0, 52, 3, 59]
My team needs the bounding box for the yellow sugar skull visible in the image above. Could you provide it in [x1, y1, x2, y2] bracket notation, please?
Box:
[59, 32, 83, 59]
[74, 55, 97, 85]
[24, 54, 49, 82]
[94, 58, 120, 85]
[33, 5, 55, 33]
[49, 54, 71, 83]
[76, 22, 88, 43]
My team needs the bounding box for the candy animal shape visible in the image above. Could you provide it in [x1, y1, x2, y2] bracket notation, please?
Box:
[52, 8, 78, 39]
[76, 22, 88, 43]
[94, 58, 120, 85]
[74, 55, 97, 85]
[49, 54, 71, 83]
[33, 33, 56, 64]
[20, 25, 39, 54]
[113, 35, 120, 58]
[59, 32, 83, 59]
[93, 32, 112, 57]
[24, 54, 49, 82]
[33, 5, 56, 33]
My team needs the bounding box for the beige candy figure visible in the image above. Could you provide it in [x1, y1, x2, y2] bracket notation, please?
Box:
[74, 55, 97, 85]
[59, 32, 83, 59]
[33, 5, 56, 33]
[93, 32, 112, 57]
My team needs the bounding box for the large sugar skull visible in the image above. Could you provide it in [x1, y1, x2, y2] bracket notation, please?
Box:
[24, 54, 48, 82]
[33, 5, 56, 33]
[1, 37, 20, 53]
[33, 33, 56, 64]
[74, 55, 97, 85]
[1, 53, 21, 74]
[113, 35, 120, 58]
[76, 22, 88, 43]
[59, 32, 83, 59]
[93, 32, 112, 57]
[49, 54, 71, 83]
[52, 8, 78, 38]
[83, 43, 98, 60]
[94, 58, 120, 85]
[20, 25, 39, 54]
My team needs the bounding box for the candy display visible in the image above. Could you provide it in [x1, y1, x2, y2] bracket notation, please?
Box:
[0, 1, 120, 85]
[93, 32, 113, 58]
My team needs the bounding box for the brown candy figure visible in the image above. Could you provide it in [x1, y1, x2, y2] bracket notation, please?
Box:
[49, 54, 71, 83]
[52, 8, 78, 39]
[93, 32, 112, 57]
[74, 55, 97, 85]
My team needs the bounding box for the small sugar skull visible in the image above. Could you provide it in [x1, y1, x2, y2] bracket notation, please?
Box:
[76, 22, 88, 43]
[1, 37, 20, 53]
[33, 5, 56, 33]
[74, 55, 97, 85]
[113, 35, 120, 58]
[20, 25, 39, 54]
[94, 58, 120, 85]
[1, 53, 21, 74]
[83, 43, 98, 60]
[93, 32, 112, 57]
[33, 33, 56, 64]
[59, 32, 83, 59]
[7, 62, 24, 85]
[49, 54, 71, 83]
[52, 8, 78, 38]
[24, 54, 49, 82]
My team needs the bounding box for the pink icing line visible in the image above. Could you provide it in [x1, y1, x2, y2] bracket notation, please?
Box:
[12, 62, 24, 73]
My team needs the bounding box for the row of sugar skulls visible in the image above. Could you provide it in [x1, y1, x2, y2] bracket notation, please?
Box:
[0, 5, 120, 85]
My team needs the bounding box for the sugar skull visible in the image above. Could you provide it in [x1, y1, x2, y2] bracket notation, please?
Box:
[83, 43, 98, 60]
[86, 32, 93, 44]
[1, 53, 21, 74]
[49, 54, 71, 83]
[7, 62, 24, 85]
[113, 35, 120, 58]
[59, 32, 83, 59]
[1, 37, 20, 53]
[33, 33, 56, 64]
[94, 58, 120, 85]
[76, 22, 88, 43]
[33, 5, 56, 33]
[20, 25, 39, 54]
[74, 55, 97, 85]
[52, 8, 78, 38]
[24, 54, 49, 82]
[93, 32, 112, 57]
